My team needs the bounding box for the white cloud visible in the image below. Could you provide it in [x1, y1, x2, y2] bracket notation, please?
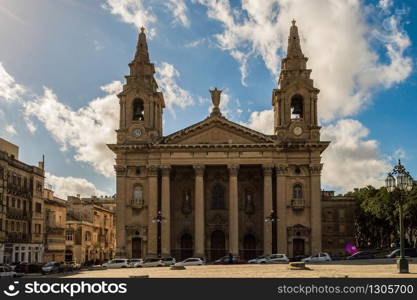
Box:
[196, 0, 412, 122]
[102, 0, 157, 36]
[393, 148, 407, 159]
[45, 172, 105, 199]
[185, 38, 206, 48]
[321, 119, 391, 192]
[103, 0, 190, 36]
[242, 109, 274, 135]
[165, 0, 190, 27]
[4, 124, 17, 136]
[156, 62, 194, 115]
[24, 81, 122, 177]
[0, 62, 25, 102]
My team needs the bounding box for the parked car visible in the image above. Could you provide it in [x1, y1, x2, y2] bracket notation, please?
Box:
[41, 262, 62, 274]
[248, 254, 289, 264]
[302, 252, 332, 262]
[213, 256, 247, 265]
[102, 259, 130, 269]
[248, 255, 269, 264]
[289, 255, 308, 262]
[386, 248, 417, 258]
[266, 254, 290, 263]
[0, 266, 19, 278]
[161, 257, 176, 266]
[347, 251, 375, 260]
[14, 263, 43, 274]
[141, 258, 165, 267]
[174, 258, 204, 266]
[128, 259, 143, 268]
[66, 261, 81, 270]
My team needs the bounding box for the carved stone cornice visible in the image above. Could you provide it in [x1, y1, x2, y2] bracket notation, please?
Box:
[309, 164, 323, 175]
[147, 165, 159, 176]
[125, 224, 147, 237]
[275, 164, 289, 176]
[193, 164, 205, 176]
[228, 164, 240, 176]
[262, 164, 273, 176]
[114, 165, 127, 176]
[161, 165, 171, 177]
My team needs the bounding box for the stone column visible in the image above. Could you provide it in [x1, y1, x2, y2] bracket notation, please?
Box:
[193, 165, 205, 257]
[147, 165, 159, 257]
[263, 164, 273, 255]
[276, 164, 288, 254]
[310, 164, 323, 254]
[161, 165, 171, 257]
[114, 165, 127, 258]
[228, 164, 239, 256]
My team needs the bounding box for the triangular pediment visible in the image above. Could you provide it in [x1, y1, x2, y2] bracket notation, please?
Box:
[161, 116, 274, 145]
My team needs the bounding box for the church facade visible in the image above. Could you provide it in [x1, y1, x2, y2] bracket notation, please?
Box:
[108, 21, 329, 261]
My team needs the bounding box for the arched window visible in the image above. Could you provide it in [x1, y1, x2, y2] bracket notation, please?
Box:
[291, 94, 304, 119]
[133, 99, 144, 121]
[293, 184, 303, 200]
[211, 184, 225, 209]
[133, 185, 144, 207]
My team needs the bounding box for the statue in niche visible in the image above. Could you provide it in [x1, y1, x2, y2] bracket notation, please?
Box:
[245, 190, 255, 215]
[133, 185, 144, 208]
[182, 189, 192, 215]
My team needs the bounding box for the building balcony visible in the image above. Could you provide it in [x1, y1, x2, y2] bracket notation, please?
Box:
[291, 199, 305, 210]
[6, 207, 30, 220]
[46, 225, 66, 234]
[129, 199, 145, 209]
[6, 183, 32, 198]
[6, 232, 31, 243]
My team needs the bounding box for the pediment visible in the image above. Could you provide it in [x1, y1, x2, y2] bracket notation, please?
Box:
[162, 116, 274, 145]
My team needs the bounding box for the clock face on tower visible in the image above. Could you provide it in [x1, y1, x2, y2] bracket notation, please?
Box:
[132, 128, 142, 137]
[293, 126, 303, 136]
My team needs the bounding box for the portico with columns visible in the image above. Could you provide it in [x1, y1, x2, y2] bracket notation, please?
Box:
[108, 21, 329, 261]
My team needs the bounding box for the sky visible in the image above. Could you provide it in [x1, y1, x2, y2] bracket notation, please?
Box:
[0, 0, 416, 198]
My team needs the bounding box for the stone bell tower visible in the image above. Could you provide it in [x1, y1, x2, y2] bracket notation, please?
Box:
[116, 27, 165, 144]
[272, 20, 320, 142]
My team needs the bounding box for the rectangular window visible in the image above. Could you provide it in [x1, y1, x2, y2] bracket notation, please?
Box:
[35, 202, 42, 213]
[11, 221, 15, 231]
[35, 224, 41, 234]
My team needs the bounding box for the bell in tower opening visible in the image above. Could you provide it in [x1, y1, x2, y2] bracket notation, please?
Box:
[290, 94, 304, 119]
[133, 99, 145, 121]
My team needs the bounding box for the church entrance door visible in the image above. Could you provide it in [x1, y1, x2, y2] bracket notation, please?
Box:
[180, 233, 193, 260]
[293, 238, 305, 257]
[210, 230, 226, 261]
[132, 237, 142, 258]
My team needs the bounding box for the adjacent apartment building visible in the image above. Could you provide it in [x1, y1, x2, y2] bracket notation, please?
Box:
[65, 196, 116, 264]
[0, 138, 45, 264]
[43, 187, 67, 262]
[321, 191, 357, 256]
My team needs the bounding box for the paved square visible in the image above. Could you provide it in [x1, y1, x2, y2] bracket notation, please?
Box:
[60, 259, 417, 278]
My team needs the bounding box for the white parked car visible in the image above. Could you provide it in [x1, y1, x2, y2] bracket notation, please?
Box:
[302, 252, 332, 262]
[248, 254, 289, 264]
[0, 266, 17, 278]
[141, 258, 165, 267]
[248, 255, 268, 264]
[129, 259, 143, 268]
[266, 254, 289, 263]
[161, 257, 176, 266]
[102, 259, 130, 269]
[174, 258, 204, 266]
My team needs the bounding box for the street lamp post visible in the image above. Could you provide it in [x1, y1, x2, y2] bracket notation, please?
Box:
[385, 160, 414, 274]
[152, 211, 166, 257]
[264, 210, 279, 254]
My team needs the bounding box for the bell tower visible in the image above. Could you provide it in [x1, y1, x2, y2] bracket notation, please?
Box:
[272, 20, 320, 141]
[117, 27, 165, 144]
